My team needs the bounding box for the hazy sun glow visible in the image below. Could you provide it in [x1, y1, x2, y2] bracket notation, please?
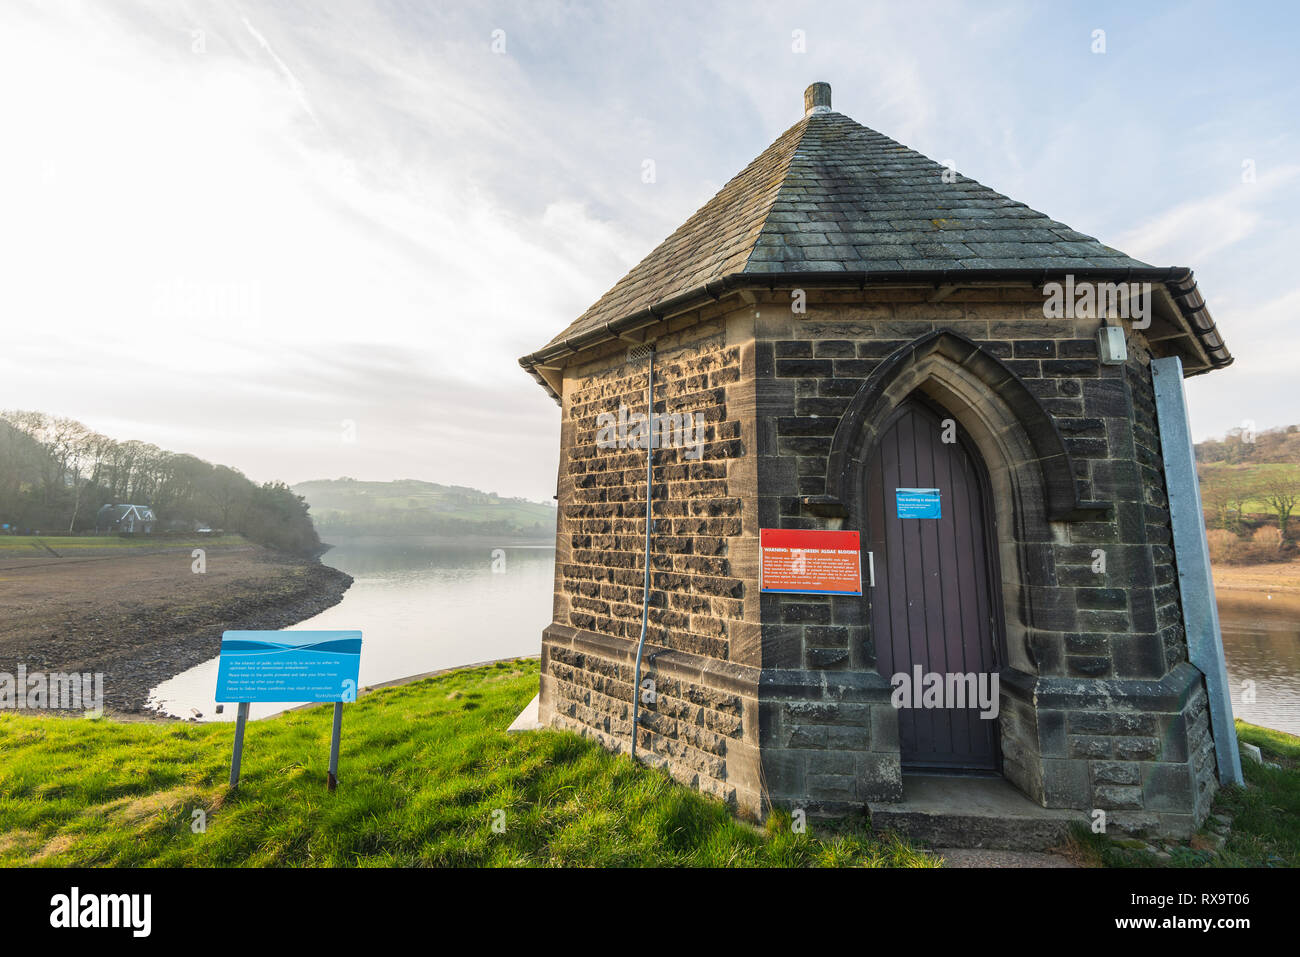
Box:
[2, 1, 1297, 500]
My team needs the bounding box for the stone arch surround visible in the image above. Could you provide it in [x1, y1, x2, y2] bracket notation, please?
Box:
[828, 331, 1099, 676]
[826, 331, 1108, 802]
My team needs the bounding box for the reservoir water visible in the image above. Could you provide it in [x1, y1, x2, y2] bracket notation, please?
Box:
[1218, 596, 1300, 736]
[149, 537, 1300, 735]
[148, 537, 556, 721]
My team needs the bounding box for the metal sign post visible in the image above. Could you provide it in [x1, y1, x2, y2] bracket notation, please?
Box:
[229, 701, 250, 789]
[216, 630, 363, 793]
[327, 702, 344, 792]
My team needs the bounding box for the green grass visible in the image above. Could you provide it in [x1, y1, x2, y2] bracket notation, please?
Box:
[1199, 461, 1300, 514]
[4, 660, 1296, 867]
[0, 660, 931, 867]
[1065, 720, 1300, 868]
[0, 534, 248, 553]
[1211, 723, 1300, 865]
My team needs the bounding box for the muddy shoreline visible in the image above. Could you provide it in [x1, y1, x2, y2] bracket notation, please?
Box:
[0, 544, 352, 720]
[1213, 557, 1300, 591]
[1213, 557, 1300, 615]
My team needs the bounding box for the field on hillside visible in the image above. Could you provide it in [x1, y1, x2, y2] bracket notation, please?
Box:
[1199, 461, 1300, 515]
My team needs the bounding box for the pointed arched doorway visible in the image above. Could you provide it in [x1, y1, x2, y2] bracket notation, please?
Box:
[864, 395, 1005, 773]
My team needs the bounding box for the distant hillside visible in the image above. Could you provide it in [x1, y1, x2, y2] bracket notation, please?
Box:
[1196, 423, 1300, 466]
[293, 478, 556, 540]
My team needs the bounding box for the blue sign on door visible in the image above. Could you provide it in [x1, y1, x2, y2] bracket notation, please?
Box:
[896, 487, 941, 519]
[215, 630, 362, 703]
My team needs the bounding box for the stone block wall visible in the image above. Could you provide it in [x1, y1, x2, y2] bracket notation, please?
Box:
[536, 284, 1221, 835]
[744, 286, 1218, 833]
[541, 624, 760, 805]
[554, 323, 746, 658]
[538, 310, 765, 810]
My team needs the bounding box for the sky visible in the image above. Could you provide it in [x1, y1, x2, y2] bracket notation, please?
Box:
[1, 0, 1296, 503]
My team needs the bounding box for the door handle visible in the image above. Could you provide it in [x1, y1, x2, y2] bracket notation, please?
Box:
[866, 550, 875, 588]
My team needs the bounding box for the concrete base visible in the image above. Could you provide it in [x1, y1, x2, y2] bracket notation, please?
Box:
[868, 775, 1087, 851]
[507, 693, 542, 733]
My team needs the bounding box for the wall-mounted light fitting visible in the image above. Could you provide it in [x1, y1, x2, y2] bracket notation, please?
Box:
[1098, 324, 1128, 365]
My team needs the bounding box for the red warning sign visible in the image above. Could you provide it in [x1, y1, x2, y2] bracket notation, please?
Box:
[760, 529, 862, 596]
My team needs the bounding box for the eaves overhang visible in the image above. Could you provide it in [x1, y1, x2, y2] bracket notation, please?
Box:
[518, 266, 1230, 404]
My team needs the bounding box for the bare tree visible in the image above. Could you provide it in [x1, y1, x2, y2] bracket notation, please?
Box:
[1258, 471, 1300, 541]
[62, 420, 93, 533]
[1198, 466, 1235, 530]
[1226, 471, 1259, 529]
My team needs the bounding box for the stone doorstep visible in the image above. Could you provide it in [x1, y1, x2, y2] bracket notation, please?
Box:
[868, 775, 1086, 851]
[507, 694, 543, 733]
[931, 847, 1078, 868]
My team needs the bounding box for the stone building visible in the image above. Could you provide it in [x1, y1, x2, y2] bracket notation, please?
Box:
[518, 83, 1238, 842]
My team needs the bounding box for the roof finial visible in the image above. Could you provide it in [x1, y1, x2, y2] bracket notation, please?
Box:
[804, 82, 831, 116]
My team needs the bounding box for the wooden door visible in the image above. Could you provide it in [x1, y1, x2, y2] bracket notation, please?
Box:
[865, 398, 1002, 772]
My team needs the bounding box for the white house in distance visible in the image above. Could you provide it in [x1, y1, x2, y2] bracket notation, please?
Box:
[95, 504, 156, 534]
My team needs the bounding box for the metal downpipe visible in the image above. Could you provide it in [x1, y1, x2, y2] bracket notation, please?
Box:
[631, 343, 655, 761]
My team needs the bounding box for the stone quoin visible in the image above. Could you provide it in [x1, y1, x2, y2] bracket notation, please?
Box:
[519, 82, 1237, 842]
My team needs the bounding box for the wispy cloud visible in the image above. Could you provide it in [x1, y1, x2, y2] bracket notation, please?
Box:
[1114, 165, 1300, 264]
[240, 14, 320, 127]
[0, 0, 1297, 492]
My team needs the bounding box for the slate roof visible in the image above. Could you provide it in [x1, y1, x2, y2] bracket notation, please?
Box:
[747, 112, 1151, 275]
[523, 88, 1230, 385]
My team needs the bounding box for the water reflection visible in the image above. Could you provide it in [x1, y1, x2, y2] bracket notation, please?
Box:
[148, 537, 554, 721]
[149, 538, 1300, 736]
[1220, 596, 1300, 736]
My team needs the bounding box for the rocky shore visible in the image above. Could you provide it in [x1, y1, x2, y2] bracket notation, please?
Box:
[0, 543, 352, 718]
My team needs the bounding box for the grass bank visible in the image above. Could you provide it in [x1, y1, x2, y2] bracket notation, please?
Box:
[0, 660, 929, 867]
[0, 659, 1295, 867]
[1068, 722, 1300, 867]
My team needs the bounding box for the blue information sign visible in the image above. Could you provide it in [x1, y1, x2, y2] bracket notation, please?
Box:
[895, 487, 942, 519]
[215, 630, 362, 703]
